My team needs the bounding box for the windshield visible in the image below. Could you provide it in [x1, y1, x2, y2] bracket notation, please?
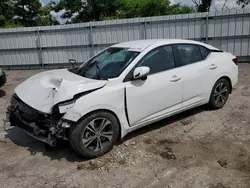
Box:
[70, 48, 140, 80]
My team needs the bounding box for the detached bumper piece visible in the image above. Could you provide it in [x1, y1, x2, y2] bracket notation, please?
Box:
[7, 95, 66, 147]
[0, 71, 6, 87]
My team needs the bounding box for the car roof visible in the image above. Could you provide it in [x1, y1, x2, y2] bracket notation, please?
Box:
[112, 39, 219, 52]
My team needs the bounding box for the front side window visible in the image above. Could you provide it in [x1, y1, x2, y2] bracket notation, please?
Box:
[70, 48, 140, 80]
[138, 46, 175, 74]
[176, 44, 202, 66]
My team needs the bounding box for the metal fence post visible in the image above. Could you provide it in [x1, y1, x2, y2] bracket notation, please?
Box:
[36, 29, 44, 68]
[89, 21, 94, 57]
[206, 13, 209, 43]
[144, 21, 147, 39]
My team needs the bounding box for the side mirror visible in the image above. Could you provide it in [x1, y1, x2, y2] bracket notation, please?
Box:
[133, 66, 150, 80]
[69, 59, 76, 68]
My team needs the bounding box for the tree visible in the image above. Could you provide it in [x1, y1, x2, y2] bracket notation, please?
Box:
[1, 0, 58, 28]
[53, 0, 195, 23]
[116, 0, 195, 18]
[36, 3, 59, 26]
[53, 0, 123, 23]
[237, 0, 250, 8]
[192, 0, 212, 12]
[3, 22, 23, 28]
[53, 0, 82, 19]
[13, 0, 42, 27]
[0, 0, 15, 27]
[117, 0, 172, 18]
[169, 3, 196, 15]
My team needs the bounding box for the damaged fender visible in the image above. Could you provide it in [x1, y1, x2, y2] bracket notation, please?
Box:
[62, 85, 130, 138]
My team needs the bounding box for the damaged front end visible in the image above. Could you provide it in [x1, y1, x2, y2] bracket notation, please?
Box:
[7, 94, 71, 147]
[6, 69, 108, 146]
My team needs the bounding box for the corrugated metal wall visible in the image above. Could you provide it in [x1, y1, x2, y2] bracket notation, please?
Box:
[0, 9, 250, 68]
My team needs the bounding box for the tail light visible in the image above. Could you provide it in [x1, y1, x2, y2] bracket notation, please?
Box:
[232, 58, 239, 65]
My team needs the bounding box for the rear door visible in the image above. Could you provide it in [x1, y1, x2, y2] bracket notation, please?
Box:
[173, 44, 216, 107]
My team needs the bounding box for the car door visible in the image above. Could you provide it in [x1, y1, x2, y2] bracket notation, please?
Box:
[124, 45, 183, 126]
[173, 44, 215, 107]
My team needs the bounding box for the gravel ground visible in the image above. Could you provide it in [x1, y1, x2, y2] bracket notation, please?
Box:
[0, 64, 250, 188]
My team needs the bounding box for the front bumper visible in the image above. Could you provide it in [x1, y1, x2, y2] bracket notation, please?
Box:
[6, 110, 57, 146]
[7, 95, 66, 146]
[0, 71, 6, 87]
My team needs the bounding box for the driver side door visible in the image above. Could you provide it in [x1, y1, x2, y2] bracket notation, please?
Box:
[124, 45, 183, 126]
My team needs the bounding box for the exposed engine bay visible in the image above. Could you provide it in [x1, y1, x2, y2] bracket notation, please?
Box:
[7, 94, 70, 146]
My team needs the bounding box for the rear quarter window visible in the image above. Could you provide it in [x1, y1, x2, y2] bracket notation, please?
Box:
[175, 44, 202, 65]
[199, 46, 210, 60]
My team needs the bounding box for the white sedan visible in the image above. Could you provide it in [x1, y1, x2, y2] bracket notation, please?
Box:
[7, 39, 238, 158]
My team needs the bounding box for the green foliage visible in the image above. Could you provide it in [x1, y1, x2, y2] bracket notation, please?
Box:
[13, 0, 42, 27]
[53, 0, 196, 24]
[0, 0, 60, 28]
[117, 0, 195, 18]
[3, 22, 23, 28]
[117, 0, 171, 18]
[170, 3, 196, 14]
[54, 0, 123, 22]
[0, 0, 197, 28]
[36, 4, 60, 26]
[0, 0, 15, 27]
[237, 0, 250, 8]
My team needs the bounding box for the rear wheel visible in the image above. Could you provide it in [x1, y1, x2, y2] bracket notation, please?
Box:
[69, 111, 119, 158]
[209, 78, 230, 109]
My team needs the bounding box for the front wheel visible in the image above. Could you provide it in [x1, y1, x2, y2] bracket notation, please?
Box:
[69, 111, 119, 159]
[209, 78, 230, 109]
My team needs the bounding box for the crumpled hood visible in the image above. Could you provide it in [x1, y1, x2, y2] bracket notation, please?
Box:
[15, 69, 107, 113]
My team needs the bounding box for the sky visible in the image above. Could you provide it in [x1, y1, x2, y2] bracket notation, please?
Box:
[41, 0, 50, 6]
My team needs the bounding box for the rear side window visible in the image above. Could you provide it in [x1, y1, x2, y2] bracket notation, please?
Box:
[138, 45, 175, 74]
[176, 44, 202, 66]
[199, 46, 210, 60]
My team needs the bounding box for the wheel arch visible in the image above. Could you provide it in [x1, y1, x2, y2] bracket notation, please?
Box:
[73, 109, 122, 139]
[217, 76, 232, 93]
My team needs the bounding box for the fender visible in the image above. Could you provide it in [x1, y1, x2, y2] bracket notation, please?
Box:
[62, 85, 130, 138]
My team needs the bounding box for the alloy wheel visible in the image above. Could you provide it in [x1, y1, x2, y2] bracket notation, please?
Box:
[213, 82, 228, 105]
[82, 118, 113, 152]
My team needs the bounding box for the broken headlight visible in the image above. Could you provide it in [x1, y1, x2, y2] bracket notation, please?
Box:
[57, 100, 76, 114]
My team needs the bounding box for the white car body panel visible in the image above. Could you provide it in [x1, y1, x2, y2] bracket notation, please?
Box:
[179, 55, 216, 107]
[62, 81, 130, 137]
[13, 39, 238, 139]
[125, 69, 182, 126]
[15, 69, 107, 113]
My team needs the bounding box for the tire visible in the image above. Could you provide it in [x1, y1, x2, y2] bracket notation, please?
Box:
[69, 111, 119, 159]
[209, 78, 230, 109]
[0, 71, 6, 87]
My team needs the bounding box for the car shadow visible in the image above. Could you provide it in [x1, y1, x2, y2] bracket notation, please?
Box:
[5, 105, 207, 162]
[0, 89, 6, 97]
[5, 127, 83, 162]
[118, 105, 207, 144]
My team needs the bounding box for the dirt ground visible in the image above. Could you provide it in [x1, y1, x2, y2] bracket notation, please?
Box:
[0, 64, 250, 188]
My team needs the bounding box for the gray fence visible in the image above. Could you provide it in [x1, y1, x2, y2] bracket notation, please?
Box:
[1, 9, 250, 68]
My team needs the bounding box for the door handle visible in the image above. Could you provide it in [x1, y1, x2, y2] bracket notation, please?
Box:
[209, 64, 218, 70]
[170, 75, 181, 82]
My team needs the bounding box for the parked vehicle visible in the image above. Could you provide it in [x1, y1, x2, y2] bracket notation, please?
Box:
[0, 68, 6, 88]
[7, 39, 238, 158]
